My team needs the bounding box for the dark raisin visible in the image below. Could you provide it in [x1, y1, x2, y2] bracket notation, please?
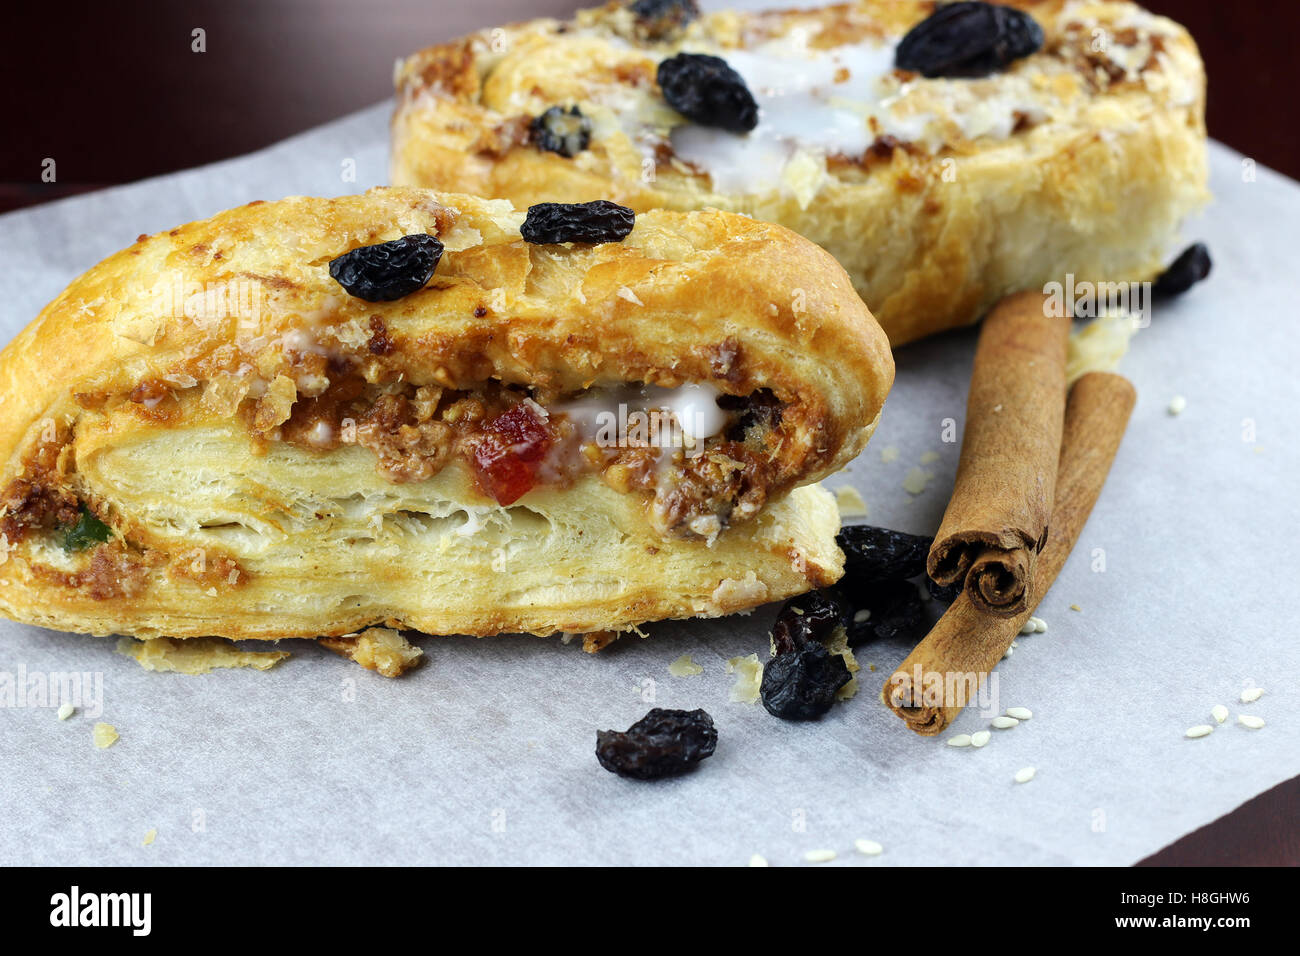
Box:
[629, 0, 699, 38]
[520, 200, 636, 244]
[61, 506, 112, 552]
[328, 235, 443, 302]
[926, 575, 963, 606]
[837, 524, 934, 584]
[771, 590, 844, 655]
[720, 390, 783, 442]
[596, 707, 717, 779]
[840, 579, 927, 647]
[657, 53, 759, 133]
[760, 644, 851, 721]
[1152, 242, 1212, 298]
[530, 105, 591, 158]
[895, 2, 1044, 79]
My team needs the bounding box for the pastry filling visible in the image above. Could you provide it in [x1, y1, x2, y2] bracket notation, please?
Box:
[265, 374, 797, 539]
[0, 368, 807, 581]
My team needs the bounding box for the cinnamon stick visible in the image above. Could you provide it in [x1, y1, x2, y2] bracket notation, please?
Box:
[928, 291, 1070, 617]
[885, 372, 1136, 736]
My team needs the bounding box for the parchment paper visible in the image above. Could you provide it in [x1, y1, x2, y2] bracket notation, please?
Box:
[0, 93, 1296, 866]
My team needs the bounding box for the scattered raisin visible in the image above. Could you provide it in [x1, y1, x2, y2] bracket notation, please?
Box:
[926, 576, 963, 606]
[837, 524, 933, 584]
[629, 0, 699, 38]
[328, 235, 443, 302]
[1152, 242, 1212, 298]
[771, 590, 843, 655]
[520, 200, 636, 244]
[760, 645, 851, 721]
[596, 708, 718, 779]
[530, 105, 592, 158]
[895, 2, 1043, 78]
[761, 591, 853, 720]
[839, 579, 927, 647]
[656, 53, 759, 133]
[61, 506, 113, 552]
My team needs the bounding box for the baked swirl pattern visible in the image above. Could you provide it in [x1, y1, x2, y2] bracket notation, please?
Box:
[391, 0, 1209, 345]
[0, 189, 892, 640]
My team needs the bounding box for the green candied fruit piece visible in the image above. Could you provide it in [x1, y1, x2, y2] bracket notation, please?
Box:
[61, 507, 113, 552]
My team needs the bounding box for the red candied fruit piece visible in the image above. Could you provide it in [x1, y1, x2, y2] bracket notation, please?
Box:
[472, 402, 553, 505]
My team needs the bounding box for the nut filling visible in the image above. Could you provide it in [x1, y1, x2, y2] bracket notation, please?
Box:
[268, 372, 805, 539]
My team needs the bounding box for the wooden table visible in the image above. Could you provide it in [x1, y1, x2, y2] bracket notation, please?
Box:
[2, 0, 1294, 865]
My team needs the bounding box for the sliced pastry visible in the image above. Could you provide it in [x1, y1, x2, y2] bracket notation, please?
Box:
[0, 188, 892, 641]
[391, 0, 1210, 344]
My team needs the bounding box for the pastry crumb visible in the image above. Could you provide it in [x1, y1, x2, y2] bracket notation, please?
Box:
[142, 828, 157, 847]
[833, 485, 868, 518]
[1067, 311, 1139, 383]
[824, 626, 860, 700]
[117, 636, 289, 674]
[919, 451, 939, 465]
[668, 654, 703, 677]
[92, 722, 119, 749]
[320, 627, 423, 678]
[879, 445, 900, 463]
[725, 654, 763, 704]
[580, 631, 619, 654]
[902, 467, 933, 495]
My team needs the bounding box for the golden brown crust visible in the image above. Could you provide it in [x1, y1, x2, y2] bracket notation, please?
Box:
[0, 189, 884, 640]
[391, 1, 1209, 345]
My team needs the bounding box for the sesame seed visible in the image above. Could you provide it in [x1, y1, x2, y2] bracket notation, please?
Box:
[852, 609, 871, 623]
[1014, 766, 1036, 784]
[749, 854, 769, 867]
[1240, 687, 1264, 703]
[991, 715, 1020, 729]
[56, 703, 75, 721]
[804, 849, 837, 863]
[855, 839, 884, 856]
[1210, 704, 1229, 724]
[971, 730, 991, 748]
[1185, 724, 1214, 739]
[947, 734, 973, 747]
[1069, 604, 1082, 612]
[1237, 715, 1265, 729]
[1003, 645, 1014, 658]
[1006, 707, 1033, 720]
[1019, 620, 1037, 635]
[1033, 617, 1048, 633]
[1167, 395, 1187, 415]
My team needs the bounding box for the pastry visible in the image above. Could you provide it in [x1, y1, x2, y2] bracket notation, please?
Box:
[0, 188, 892, 640]
[391, 0, 1210, 345]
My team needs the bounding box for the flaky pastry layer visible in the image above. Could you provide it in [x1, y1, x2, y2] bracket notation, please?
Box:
[0, 189, 887, 639]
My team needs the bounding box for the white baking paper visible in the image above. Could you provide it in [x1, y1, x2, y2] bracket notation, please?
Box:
[0, 93, 1296, 866]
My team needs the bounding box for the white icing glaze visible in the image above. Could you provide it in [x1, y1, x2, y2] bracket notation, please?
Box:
[666, 37, 1048, 199]
[551, 382, 726, 445]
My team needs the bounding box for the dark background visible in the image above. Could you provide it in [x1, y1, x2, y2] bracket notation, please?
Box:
[0, 0, 1295, 864]
[0, 0, 1296, 211]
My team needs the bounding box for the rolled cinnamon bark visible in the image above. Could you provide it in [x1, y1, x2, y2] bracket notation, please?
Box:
[928, 292, 1070, 617]
[885, 372, 1136, 736]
